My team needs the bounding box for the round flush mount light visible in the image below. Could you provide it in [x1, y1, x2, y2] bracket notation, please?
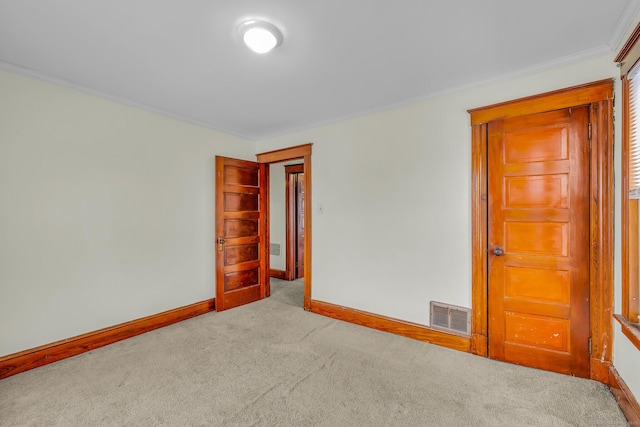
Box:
[238, 20, 283, 54]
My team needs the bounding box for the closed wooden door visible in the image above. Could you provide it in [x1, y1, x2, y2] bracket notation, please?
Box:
[488, 107, 590, 377]
[215, 156, 268, 311]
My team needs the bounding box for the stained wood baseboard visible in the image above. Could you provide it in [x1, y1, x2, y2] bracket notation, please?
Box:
[0, 298, 215, 380]
[269, 269, 288, 280]
[609, 366, 640, 425]
[309, 300, 471, 353]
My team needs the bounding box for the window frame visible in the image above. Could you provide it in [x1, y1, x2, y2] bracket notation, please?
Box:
[616, 22, 640, 351]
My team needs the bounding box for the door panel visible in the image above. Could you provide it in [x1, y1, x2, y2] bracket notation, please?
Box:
[504, 267, 569, 303]
[215, 156, 267, 311]
[488, 107, 590, 377]
[504, 222, 569, 255]
[505, 175, 568, 208]
[224, 219, 259, 238]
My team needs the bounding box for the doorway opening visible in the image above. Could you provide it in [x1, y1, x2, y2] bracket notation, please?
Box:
[286, 164, 305, 280]
[257, 144, 313, 311]
[267, 162, 305, 282]
[266, 161, 305, 308]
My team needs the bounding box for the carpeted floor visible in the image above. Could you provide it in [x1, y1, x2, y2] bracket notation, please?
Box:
[0, 279, 628, 426]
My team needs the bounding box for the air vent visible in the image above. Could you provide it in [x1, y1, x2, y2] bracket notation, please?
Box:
[270, 243, 281, 256]
[430, 301, 471, 336]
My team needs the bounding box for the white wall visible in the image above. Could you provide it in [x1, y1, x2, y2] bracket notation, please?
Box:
[269, 163, 286, 271]
[258, 53, 618, 324]
[614, 326, 640, 398]
[2, 39, 638, 404]
[0, 70, 255, 356]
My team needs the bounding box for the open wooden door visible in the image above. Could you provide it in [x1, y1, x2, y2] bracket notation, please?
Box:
[215, 156, 268, 312]
[487, 107, 590, 377]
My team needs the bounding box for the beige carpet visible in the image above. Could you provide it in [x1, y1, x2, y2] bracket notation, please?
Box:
[0, 279, 628, 426]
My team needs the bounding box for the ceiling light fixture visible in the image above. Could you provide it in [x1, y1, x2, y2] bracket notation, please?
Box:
[238, 20, 283, 54]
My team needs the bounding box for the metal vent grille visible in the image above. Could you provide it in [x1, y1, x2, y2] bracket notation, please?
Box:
[270, 243, 281, 256]
[430, 301, 471, 336]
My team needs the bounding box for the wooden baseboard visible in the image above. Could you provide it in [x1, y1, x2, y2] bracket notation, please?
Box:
[0, 298, 215, 380]
[269, 269, 288, 280]
[309, 300, 471, 353]
[609, 366, 640, 425]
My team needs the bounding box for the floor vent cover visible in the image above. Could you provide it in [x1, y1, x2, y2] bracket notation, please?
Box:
[430, 301, 471, 336]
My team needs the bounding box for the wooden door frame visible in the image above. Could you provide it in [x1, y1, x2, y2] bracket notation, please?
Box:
[285, 164, 305, 280]
[468, 80, 614, 382]
[257, 144, 313, 310]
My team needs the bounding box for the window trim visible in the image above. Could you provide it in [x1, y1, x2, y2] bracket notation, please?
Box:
[616, 21, 640, 351]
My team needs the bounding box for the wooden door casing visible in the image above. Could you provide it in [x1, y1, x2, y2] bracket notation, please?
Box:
[487, 107, 590, 377]
[215, 156, 268, 311]
[257, 143, 313, 311]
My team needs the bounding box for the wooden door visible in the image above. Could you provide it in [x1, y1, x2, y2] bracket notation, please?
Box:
[215, 156, 268, 311]
[296, 173, 305, 278]
[488, 107, 590, 377]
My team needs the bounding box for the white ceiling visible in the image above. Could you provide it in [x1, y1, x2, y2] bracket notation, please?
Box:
[1, 1, 638, 140]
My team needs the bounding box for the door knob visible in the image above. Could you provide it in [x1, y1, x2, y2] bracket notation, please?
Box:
[217, 237, 225, 252]
[493, 245, 504, 256]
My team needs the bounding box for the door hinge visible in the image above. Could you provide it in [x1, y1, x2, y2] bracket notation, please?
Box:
[588, 337, 592, 355]
[588, 122, 592, 140]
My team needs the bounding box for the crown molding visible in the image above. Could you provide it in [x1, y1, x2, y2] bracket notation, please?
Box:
[609, 0, 640, 52]
[258, 45, 613, 142]
[0, 60, 256, 141]
[0, 43, 614, 144]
